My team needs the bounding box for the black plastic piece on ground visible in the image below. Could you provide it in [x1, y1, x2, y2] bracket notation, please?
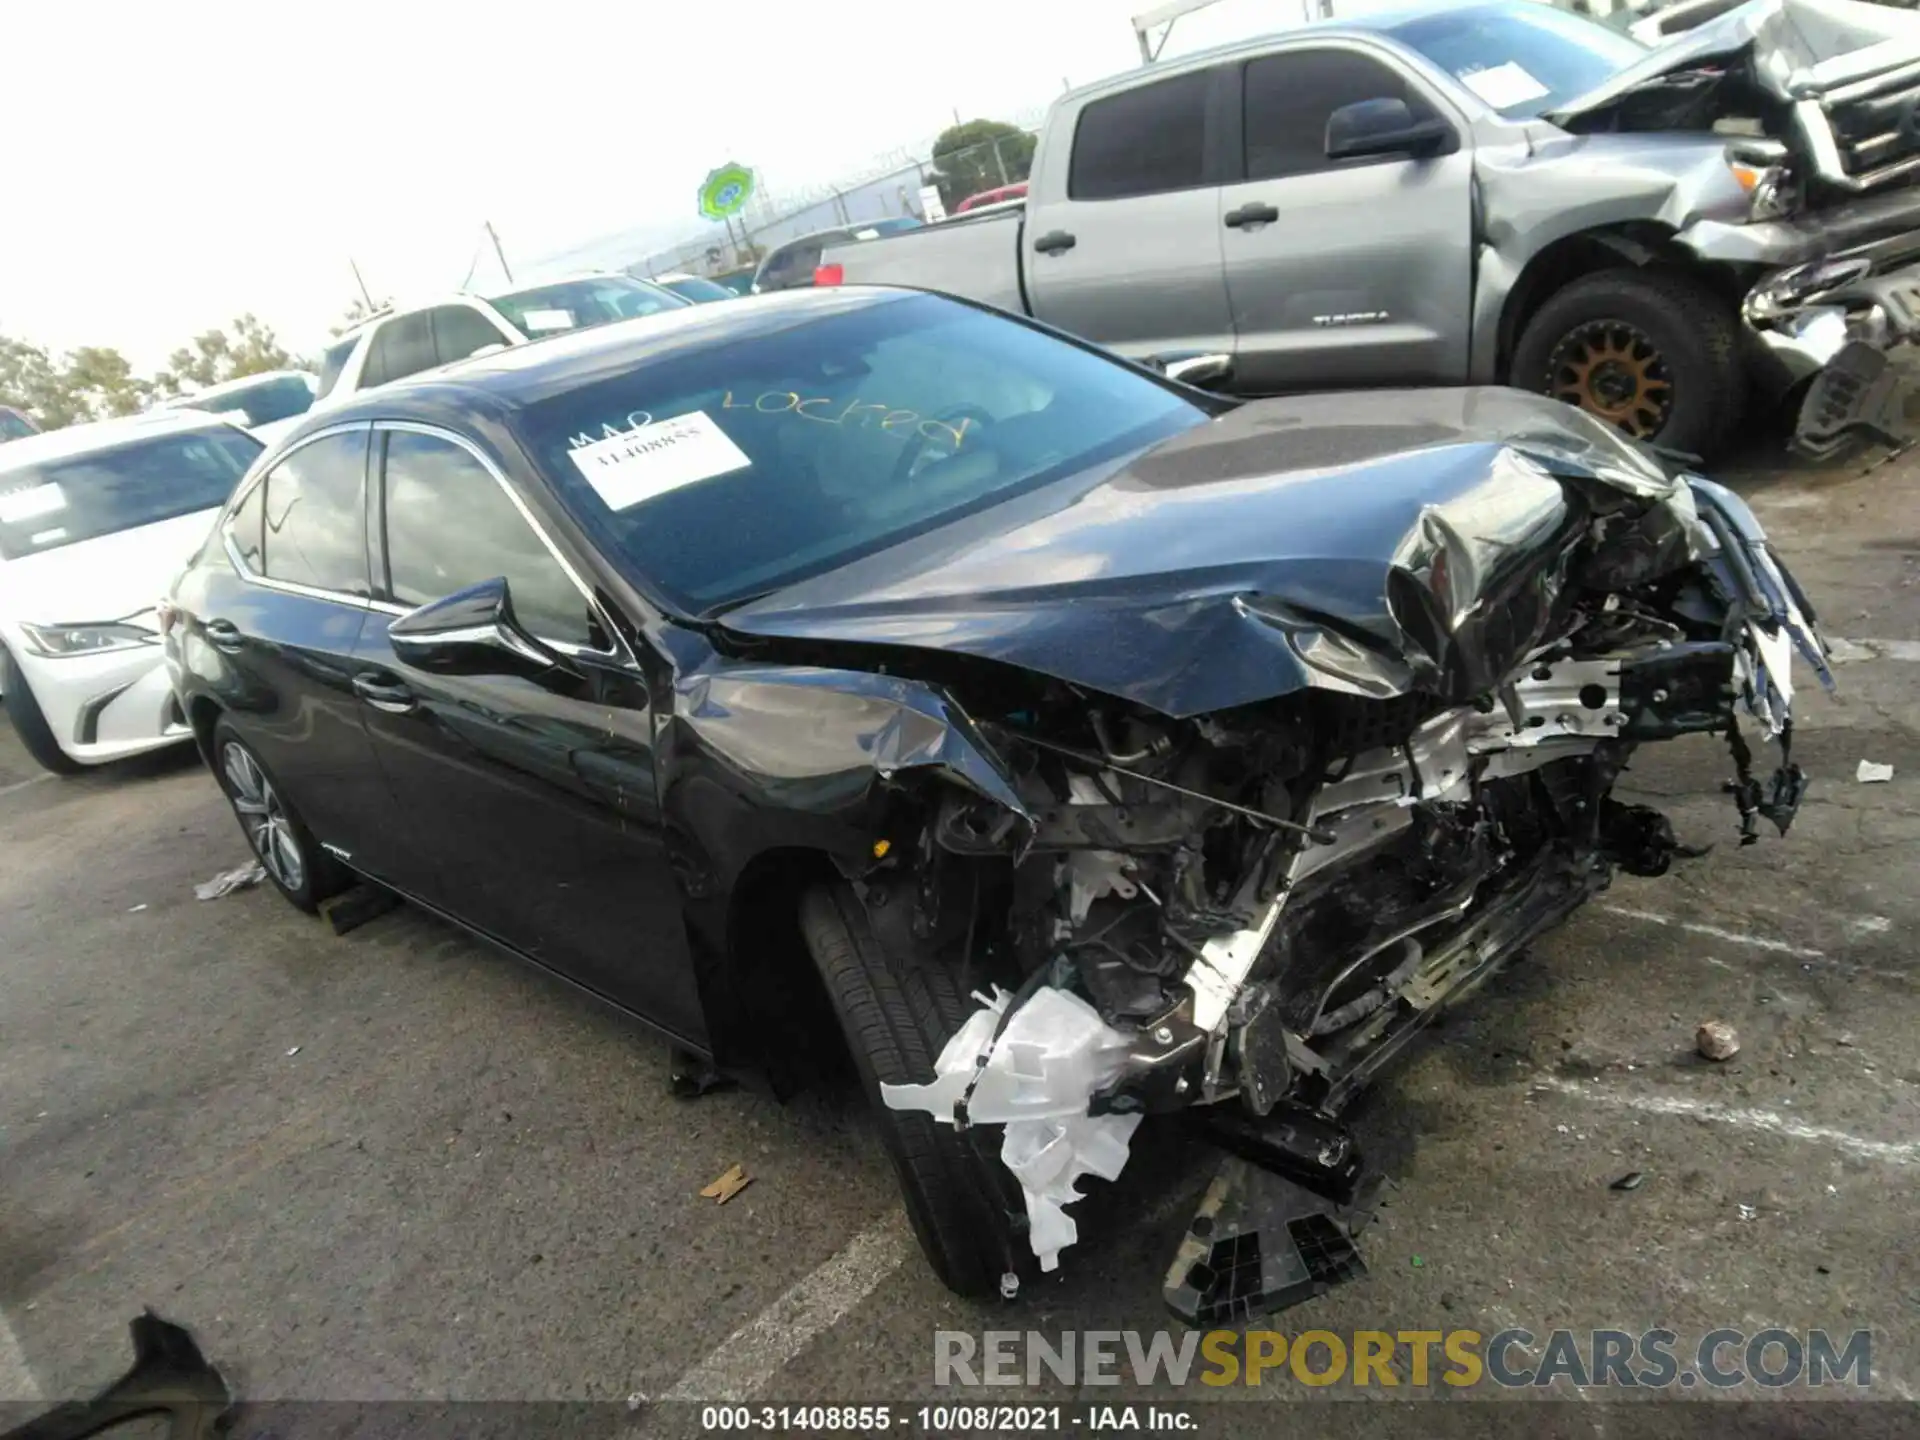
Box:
[1163, 1159, 1368, 1325]
[322, 883, 401, 936]
[670, 1047, 736, 1098]
[1192, 1103, 1363, 1206]
[1794, 340, 1908, 460]
[1, 1310, 231, 1440]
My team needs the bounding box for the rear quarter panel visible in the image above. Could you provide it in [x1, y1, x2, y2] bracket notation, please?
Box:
[824, 210, 1028, 313]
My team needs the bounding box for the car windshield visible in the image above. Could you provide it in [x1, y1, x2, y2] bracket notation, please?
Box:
[658, 275, 737, 303]
[0, 427, 261, 560]
[1385, 2, 1647, 118]
[178, 374, 316, 427]
[488, 277, 690, 340]
[513, 293, 1211, 615]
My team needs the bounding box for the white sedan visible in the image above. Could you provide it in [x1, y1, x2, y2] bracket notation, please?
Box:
[0, 410, 261, 774]
[157, 369, 319, 447]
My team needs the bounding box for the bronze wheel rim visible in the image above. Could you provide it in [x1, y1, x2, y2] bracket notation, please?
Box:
[1546, 320, 1673, 439]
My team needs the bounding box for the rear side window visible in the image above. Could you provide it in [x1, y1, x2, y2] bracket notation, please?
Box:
[260, 430, 370, 595]
[316, 338, 358, 401]
[1242, 49, 1438, 180]
[360, 314, 435, 389]
[228, 479, 265, 572]
[1070, 69, 1211, 200]
[431, 305, 510, 365]
[379, 430, 600, 648]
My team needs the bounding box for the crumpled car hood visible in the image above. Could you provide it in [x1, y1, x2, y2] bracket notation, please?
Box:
[719, 388, 1694, 719]
[1547, 0, 1920, 124]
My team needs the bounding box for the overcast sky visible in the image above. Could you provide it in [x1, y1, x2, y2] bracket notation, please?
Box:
[0, 0, 1402, 367]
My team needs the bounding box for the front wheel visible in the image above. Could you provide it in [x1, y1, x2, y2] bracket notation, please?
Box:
[1512, 268, 1745, 460]
[212, 720, 347, 913]
[0, 644, 84, 775]
[798, 883, 1026, 1297]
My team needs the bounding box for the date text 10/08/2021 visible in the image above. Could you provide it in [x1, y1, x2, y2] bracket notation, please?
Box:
[701, 1406, 1192, 1432]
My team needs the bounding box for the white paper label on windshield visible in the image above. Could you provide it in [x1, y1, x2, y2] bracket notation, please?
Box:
[521, 308, 576, 332]
[0, 483, 67, 525]
[567, 410, 750, 510]
[1459, 61, 1550, 110]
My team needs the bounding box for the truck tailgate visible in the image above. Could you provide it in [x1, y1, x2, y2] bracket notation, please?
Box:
[822, 210, 1026, 314]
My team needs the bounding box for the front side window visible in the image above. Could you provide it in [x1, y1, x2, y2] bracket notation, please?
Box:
[0, 427, 261, 560]
[361, 314, 435, 389]
[512, 292, 1210, 615]
[316, 337, 358, 401]
[487, 277, 689, 340]
[1069, 69, 1211, 200]
[259, 430, 369, 595]
[1384, 1, 1645, 119]
[380, 430, 599, 648]
[1242, 50, 1439, 181]
[431, 306, 512, 365]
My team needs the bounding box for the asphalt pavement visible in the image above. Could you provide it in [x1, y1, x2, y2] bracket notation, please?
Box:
[1, 440, 1917, 1436]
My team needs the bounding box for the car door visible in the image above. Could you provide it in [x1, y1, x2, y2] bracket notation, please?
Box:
[1022, 64, 1237, 361]
[198, 426, 415, 881]
[349, 423, 705, 1043]
[1214, 43, 1474, 392]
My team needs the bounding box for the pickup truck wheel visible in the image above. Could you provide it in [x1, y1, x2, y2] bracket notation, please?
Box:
[0, 644, 85, 775]
[798, 883, 1028, 1298]
[1514, 269, 1743, 458]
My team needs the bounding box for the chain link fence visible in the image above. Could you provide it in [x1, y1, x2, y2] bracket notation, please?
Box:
[625, 129, 1039, 283]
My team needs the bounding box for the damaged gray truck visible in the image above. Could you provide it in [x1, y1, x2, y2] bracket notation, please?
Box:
[824, 0, 1920, 460]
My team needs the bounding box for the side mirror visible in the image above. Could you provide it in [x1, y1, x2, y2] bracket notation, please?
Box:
[1141, 351, 1235, 391]
[388, 576, 558, 678]
[1325, 98, 1453, 162]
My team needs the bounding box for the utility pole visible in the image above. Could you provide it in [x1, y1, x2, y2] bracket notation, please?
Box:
[485, 221, 513, 284]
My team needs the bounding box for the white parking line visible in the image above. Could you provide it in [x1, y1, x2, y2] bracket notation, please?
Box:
[661, 1214, 912, 1403]
[1600, 905, 1824, 959]
[0, 1308, 42, 1404]
[0, 774, 53, 801]
[1538, 1077, 1920, 1166]
[1829, 636, 1920, 664]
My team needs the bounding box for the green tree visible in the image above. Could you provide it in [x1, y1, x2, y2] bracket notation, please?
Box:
[0, 334, 77, 428]
[330, 296, 388, 337]
[927, 120, 1036, 210]
[1, 334, 150, 427]
[61, 346, 151, 418]
[151, 313, 294, 397]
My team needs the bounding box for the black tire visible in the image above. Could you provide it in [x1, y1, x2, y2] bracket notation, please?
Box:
[798, 883, 1025, 1297]
[210, 719, 348, 914]
[1512, 267, 1745, 460]
[0, 644, 85, 776]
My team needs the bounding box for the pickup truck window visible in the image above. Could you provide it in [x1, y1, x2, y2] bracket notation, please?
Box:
[362, 313, 435, 389]
[1384, 2, 1643, 119]
[1070, 68, 1211, 201]
[1243, 50, 1437, 181]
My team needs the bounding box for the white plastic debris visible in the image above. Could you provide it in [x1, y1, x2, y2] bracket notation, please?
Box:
[1856, 759, 1894, 783]
[880, 985, 1141, 1271]
[196, 861, 267, 900]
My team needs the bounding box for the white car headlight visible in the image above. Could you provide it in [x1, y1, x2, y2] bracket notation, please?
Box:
[16, 620, 160, 658]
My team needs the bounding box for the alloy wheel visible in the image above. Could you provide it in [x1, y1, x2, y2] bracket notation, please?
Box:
[222, 742, 306, 894]
[1546, 320, 1674, 439]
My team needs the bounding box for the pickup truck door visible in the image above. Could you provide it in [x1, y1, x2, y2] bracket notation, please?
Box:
[1022, 64, 1237, 360]
[1215, 44, 1473, 392]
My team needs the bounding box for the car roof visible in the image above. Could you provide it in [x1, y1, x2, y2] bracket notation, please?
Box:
[310, 287, 913, 429]
[0, 409, 250, 475]
[157, 369, 317, 406]
[333, 274, 668, 342]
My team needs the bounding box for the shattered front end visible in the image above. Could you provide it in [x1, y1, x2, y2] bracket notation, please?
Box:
[868, 435, 1828, 1320]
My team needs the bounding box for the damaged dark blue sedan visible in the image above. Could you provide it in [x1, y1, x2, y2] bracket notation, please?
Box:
[163, 288, 1828, 1317]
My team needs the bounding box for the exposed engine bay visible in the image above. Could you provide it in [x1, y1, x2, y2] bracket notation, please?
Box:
[866, 458, 1829, 1288]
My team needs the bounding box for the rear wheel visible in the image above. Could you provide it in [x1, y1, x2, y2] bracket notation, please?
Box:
[0, 644, 84, 776]
[1513, 268, 1744, 459]
[212, 720, 347, 913]
[798, 883, 1026, 1297]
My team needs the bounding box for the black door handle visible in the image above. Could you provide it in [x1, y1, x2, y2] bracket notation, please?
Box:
[1225, 202, 1280, 229]
[203, 619, 245, 654]
[1033, 230, 1076, 255]
[352, 671, 417, 714]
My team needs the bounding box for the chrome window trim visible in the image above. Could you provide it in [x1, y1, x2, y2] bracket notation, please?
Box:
[220, 422, 385, 613]
[372, 420, 632, 664]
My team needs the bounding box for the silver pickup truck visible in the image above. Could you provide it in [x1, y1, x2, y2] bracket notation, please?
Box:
[825, 0, 1920, 460]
